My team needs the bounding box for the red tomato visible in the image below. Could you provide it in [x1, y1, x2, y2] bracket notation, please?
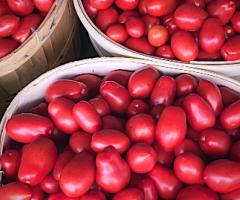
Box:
[79, 190, 106, 200]
[138, 178, 158, 200]
[118, 10, 139, 24]
[113, 188, 144, 200]
[102, 115, 124, 131]
[176, 74, 198, 97]
[53, 150, 74, 181]
[171, 30, 199, 61]
[18, 137, 57, 186]
[83, 0, 98, 21]
[96, 146, 130, 193]
[100, 81, 131, 115]
[155, 45, 175, 59]
[156, 106, 187, 152]
[12, 14, 42, 43]
[45, 79, 88, 103]
[103, 70, 132, 87]
[153, 142, 174, 166]
[174, 4, 208, 31]
[148, 25, 169, 47]
[197, 50, 222, 61]
[141, 15, 160, 31]
[48, 98, 79, 134]
[48, 192, 79, 200]
[127, 99, 150, 117]
[89, 0, 114, 10]
[73, 101, 102, 134]
[220, 87, 240, 106]
[115, 0, 139, 10]
[6, 0, 34, 16]
[224, 25, 235, 39]
[96, 7, 118, 31]
[163, 14, 179, 34]
[230, 141, 240, 162]
[174, 139, 203, 156]
[149, 164, 183, 199]
[221, 189, 240, 200]
[106, 24, 128, 43]
[0, 14, 20, 37]
[40, 174, 60, 194]
[91, 129, 130, 153]
[199, 18, 225, 53]
[150, 75, 176, 106]
[69, 131, 91, 153]
[183, 94, 216, 131]
[6, 113, 54, 143]
[0, 182, 32, 200]
[33, 0, 54, 13]
[0, 149, 20, 178]
[138, 0, 148, 15]
[146, 0, 177, 17]
[31, 186, 44, 200]
[127, 143, 157, 173]
[0, 1, 12, 16]
[126, 113, 155, 144]
[207, 0, 236, 25]
[89, 97, 111, 116]
[221, 35, 240, 61]
[60, 152, 95, 198]
[184, 0, 205, 8]
[126, 17, 145, 38]
[128, 67, 160, 98]
[204, 159, 240, 193]
[174, 153, 204, 184]
[231, 11, 240, 33]
[221, 100, 240, 130]
[176, 185, 219, 200]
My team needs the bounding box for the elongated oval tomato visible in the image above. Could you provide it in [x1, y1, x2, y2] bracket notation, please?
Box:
[40, 174, 60, 194]
[18, 137, 57, 186]
[48, 192, 79, 200]
[45, 79, 88, 102]
[89, 0, 114, 10]
[156, 106, 187, 152]
[91, 129, 130, 153]
[103, 70, 132, 87]
[128, 67, 160, 98]
[89, 97, 111, 116]
[183, 94, 216, 131]
[33, 0, 54, 12]
[125, 38, 155, 55]
[155, 45, 175, 59]
[0, 38, 18, 58]
[221, 35, 240, 61]
[138, 178, 158, 200]
[146, 0, 177, 17]
[113, 188, 144, 200]
[0, 14, 20, 37]
[79, 190, 106, 200]
[60, 151, 95, 198]
[96, 7, 118, 31]
[204, 159, 240, 193]
[83, 0, 98, 21]
[6, 113, 54, 143]
[73, 101, 102, 134]
[69, 131, 91, 153]
[176, 74, 198, 97]
[6, 0, 34, 16]
[126, 17, 145, 39]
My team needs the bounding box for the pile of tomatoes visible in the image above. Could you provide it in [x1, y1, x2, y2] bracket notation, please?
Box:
[0, 0, 54, 59]
[0, 67, 240, 199]
[84, 0, 240, 62]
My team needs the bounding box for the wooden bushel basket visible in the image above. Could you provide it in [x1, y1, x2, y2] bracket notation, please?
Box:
[0, 0, 81, 116]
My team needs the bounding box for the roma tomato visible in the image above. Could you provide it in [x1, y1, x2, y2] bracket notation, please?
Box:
[174, 153, 204, 184]
[221, 35, 240, 61]
[33, 0, 54, 12]
[45, 79, 88, 102]
[103, 69, 132, 87]
[73, 101, 102, 134]
[174, 4, 208, 31]
[83, 0, 98, 20]
[69, 131, 91, 153]
[155, 45, 175, 59]
[183, 94, 216, 131]
[176, 74, 198, 97]
[174, 139, 203, 156]
[91, 129, 130, 153]
[96, 146, 130, 193]
[126, 113, 155, 144]
[138, 178, 158, 200]
[148, 25, 168, 47]
[231, 11, 240, 33]
[171, 30, 199, 62]
[0, 38, 18, 58]
[220, 87, 240, 106]
[221, 189, 240, 200]
[230, 141, 240, 162]
[106, 24, 128, 43]
[60, 152, 95, 198]
[127, 143, 157, 173]
[146, 0, 177, 17]
[79, 190, 106, 200]
[138, 0, 148, 15]
[115, 0, 139, 10]
[128, 67, 160, 98]
[153, 142, 174, 166]
[40, 174, 60, 194]
[0, 14, 20, 37]
[102, 115, 124, 131]
[48, 192, 79, 200]
[48, 97, 79, 134]
[89, 0, 114, 10]
[127, 99, 150, 117]
[96, 7, 118, 31]
[141, 15, 160, 31]
[156, 106, 187, 152]
[6, 0, 34, 16]
[119, 11, 139, 23]
[149, 164, 183, 199]
[113, 188, 144, 200]
[126, 17, 145, 39]
[204, 159, 240, 193]
[6, 113, 54, 143]
[100, 81, 131, 115]
[18, 137, 57, 186]
[89, 97, 111, 116]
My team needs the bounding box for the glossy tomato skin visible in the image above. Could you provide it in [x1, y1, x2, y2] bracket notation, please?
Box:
[33, 0, 54, 12]
[89, 0, 114, 10]
[18, 137, 57, 186]
[73, 101, 102, 134]
[174, 153, 204, 184]
[79, 190, 106, 200]
[155, 45, 175, 59]
[126, 17, 145, 39]
[0, 38, 18, 58]
[83, 0, 98, 21]
[174, 139, 203, 156]
[127, 99, 150, 117]
[174, 3, 208, 31]
[96, 146, 130, 193]
[221, 189, 240, 200]
[45, 79, 88, 102]
[40, 174, 60, 194]
[103, 70, 132, 87]
[48, 97, 79, 134]
[128, 67, 160, 98]
[102, 115, 124, 131]
[163, 14, 179, 35]
[0, 182, 32, 200]
[119, 11, 139, 23]
[171, 30, 199, 62]
[231, 11, 240, 33]
[126, 113, 155, 144]
[0, 14, 20, 37]
[60, 151, 95, 198]
[149, 164, 183, 199]
[48, 192, 79, 200]
[138, 178, 158, 200]
[113, 188, 144, 200]
[6, 113, 54, 143]
[100, 81, 131, 115]
[141, 15, 160, 31]
[148, 25, 168, 47]
[221, 35, 240, 61]
[6, 0, 34, 16]
[153, 142, 174, 166]
[156, 106, 187, 152]
[204, 159, 240, 193]
[91, 129, 130, 153]
[106, 24, 128, 43]
[96, 7, 118, 31]
[116, 0, 139, 10]
[176, 74, 198, 97]
[69, 131, 91, 153]
[176, 185, 219, 200]
[146, 0, 177, 17]
[183, 94, 216, 131]
[89, 97, 111, 116]
[127, 143, 157, 173]
[221, 100, 240, 130]
[220, 87, 240, 106]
